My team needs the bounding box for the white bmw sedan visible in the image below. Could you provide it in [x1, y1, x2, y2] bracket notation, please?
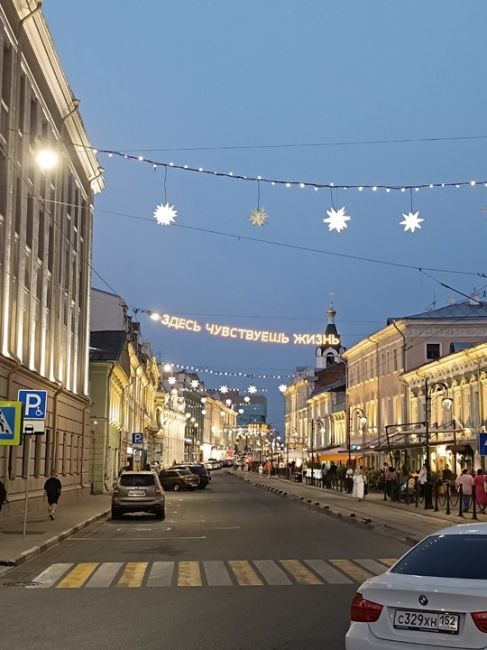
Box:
[346, 523, 487, 649]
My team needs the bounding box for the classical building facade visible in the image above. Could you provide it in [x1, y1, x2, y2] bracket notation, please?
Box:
[343, 301, 487, 467]
[89, 289, 159, 491]
[0, 0, 103, 509]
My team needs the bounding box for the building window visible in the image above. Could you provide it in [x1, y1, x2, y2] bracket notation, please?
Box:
[426, 343, 441, 361]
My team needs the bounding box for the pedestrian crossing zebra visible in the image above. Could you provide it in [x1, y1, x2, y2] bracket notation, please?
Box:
[25, 558, 397, 589]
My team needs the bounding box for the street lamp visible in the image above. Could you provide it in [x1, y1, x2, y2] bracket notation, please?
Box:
[424, 379, 452, 508]
[348, 408, 367, 466]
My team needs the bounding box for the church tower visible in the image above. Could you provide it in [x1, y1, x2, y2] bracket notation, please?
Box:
[315, 302, 343, 369]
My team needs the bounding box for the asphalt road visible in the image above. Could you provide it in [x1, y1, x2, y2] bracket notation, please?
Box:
[0, 472, 410, 650]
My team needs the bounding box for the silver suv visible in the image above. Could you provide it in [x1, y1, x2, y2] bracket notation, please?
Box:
[112, 471, 165, 519]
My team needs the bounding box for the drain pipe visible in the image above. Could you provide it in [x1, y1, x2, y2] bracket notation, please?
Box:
[80, 401, 91, 489]
[51, 382, 64, 472]
[392, 321, 408, 422]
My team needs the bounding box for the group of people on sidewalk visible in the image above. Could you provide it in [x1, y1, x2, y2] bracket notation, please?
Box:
[456, 467, 487, 513]
[0, 472, 62, 521]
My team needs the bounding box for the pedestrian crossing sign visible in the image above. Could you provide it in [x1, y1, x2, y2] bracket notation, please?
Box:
[0, 401, 22, 446]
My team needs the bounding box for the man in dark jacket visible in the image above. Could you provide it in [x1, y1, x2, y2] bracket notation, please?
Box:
[44, 472, 62, 520]
[0, 479, 6, 512]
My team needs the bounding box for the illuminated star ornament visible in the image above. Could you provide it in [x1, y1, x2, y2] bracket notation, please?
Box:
[249, 208, 269, 227]
[219, 385, 229, 394]
[190, 380, 199, 389]
[248, 385, 257, 394]
[400, 211, 424, 233]
[154, 202, 177, 226]
[278, 384, 287, 393]
[323, 207, 351, 233]
[168, 377, 176, 385]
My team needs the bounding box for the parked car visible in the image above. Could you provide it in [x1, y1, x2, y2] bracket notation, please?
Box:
[111, 471, 165, 519]
[174, 464, 211, 489]
[221, 459, 234, 467]
[345, 522, 487, 649]
[159, 468, 199, 491]
[208, 458, 222, 470]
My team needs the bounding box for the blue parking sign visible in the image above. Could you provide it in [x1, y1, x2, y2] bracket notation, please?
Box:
[132, 433, 144, 445]
[18, 390, 48, 420]
[480, 433, 487, 457]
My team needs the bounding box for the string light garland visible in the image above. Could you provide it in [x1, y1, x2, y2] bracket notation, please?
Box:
[167, 362, 292, 379]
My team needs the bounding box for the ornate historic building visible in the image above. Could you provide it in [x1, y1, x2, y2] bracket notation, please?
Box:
[0, 0, 103, 510]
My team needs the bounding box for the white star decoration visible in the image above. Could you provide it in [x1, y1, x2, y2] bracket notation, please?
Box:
[219, 385, 229, 394]
[278, 384, 287, 393]
[248, 385, 257, 394]
[323, 206, 351, 233]
[190, 380, 199, 389]
[249, 208, 269, 227]
[154, 202, 177, 226]
[168, 377, 176, 385]
[400, 211, 424, 233]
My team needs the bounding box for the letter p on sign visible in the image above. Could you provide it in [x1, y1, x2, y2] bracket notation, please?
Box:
[18, 390, 48, 420]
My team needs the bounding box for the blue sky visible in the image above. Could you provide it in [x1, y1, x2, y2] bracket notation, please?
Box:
[44, 0, 487, 428]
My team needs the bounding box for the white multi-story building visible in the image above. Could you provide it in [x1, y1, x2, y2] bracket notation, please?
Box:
[0, 0, 103, 509]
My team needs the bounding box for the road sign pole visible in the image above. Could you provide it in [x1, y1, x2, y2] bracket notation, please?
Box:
[22, 434, 32, 538]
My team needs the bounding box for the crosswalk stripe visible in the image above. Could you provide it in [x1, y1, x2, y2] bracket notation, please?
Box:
[354, 559, 388, 575]
[303, 559, 352, 584]
[229, 561, 263, 586]
[280, 560, 322, 585]
[253, 560, 292, 586]
[178, 561, 202, 587]
[57, 563, 98, 589]
[203, 561, 233, 586]
[330, 559, 372, 583]
[379, 558, 397, 567]
[117, 562, 148, 588]
[28, 563, 73, 588]
[147, 561, 175, 587]
[86, 562, 123, 588]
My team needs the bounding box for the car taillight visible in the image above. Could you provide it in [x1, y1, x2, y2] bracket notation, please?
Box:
[472, 611, 487, 633]
[155, 488, 162, 495]
[351, 592, 383, 623]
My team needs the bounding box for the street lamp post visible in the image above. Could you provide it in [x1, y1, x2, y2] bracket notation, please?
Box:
[348, 408, 367, 466]
[424, 379, 452, 509]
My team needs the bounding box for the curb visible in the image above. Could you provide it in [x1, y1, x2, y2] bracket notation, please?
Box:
[0, 508, 110, 567]
[227, 471, 422, 545]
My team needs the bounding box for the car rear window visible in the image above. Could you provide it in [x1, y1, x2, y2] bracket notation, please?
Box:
[120, 474, 155, 487]
[392, 534, 487, 580]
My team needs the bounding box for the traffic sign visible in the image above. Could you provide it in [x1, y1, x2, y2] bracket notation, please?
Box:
[132, 433, 144, 445]
[0, 401, 22, 446]
[479, 433, 487, 457]
[18, 390, 48, 420]
[22, 420, 45, 435]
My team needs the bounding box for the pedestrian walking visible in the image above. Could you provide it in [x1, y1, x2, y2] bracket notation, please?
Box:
[474, 468, 487, 514]
[44, 472, 62, 520]
[456, 468, 474, 512]
[258, 463, 264, 476]
[353, 466, 366, 502]
[345, 465, 354, 494]
[0, 478, 6, 513]
[418, 463, 428, 498]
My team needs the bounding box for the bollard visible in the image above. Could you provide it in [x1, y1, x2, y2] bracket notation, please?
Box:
[434, 482, 439, 512]
[472, 488, 478, 521]
[458, 484, 464, 518]
[414, 477, 419, 508]
[446, 482, 451, 515]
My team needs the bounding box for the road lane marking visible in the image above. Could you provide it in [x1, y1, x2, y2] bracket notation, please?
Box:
[85, 562, 123, 588]
[117, 562, 148, 588]
[57, 563, 99, 589]
[67, 536, 206, 541]
[203, 561, 233, 586]
[330, 560, 372, 583]
[303, 560, 352, 585]
[354, 559, 388, 575]
[280, 560, 322, 585]
[28, 563, 73, 588]
[228, 561, 263, 586]
[177, 561, 202, 587]
[253, 560, 292, 586]
[379, 558, 397, 567]
[147, 562, 175, 587]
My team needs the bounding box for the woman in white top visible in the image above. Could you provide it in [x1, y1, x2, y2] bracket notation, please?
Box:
[353, 466, 366, 501]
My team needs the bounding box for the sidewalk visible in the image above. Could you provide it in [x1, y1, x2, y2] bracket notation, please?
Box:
[0, 493, 111, 567]
[229, 471, 486, 545]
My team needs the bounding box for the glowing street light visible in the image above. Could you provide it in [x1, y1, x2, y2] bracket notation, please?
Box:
[36, 147, 59, 171]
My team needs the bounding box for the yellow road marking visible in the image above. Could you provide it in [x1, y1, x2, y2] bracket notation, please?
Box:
[330, 559, 372, 583]
[379, 558, 397, 567]
[56, 563, 98, 589]
[117, 562, 148, 588]
[280, 560, 322, 585]
[177, 561, 202, 587]
[228, 561, 263, 586]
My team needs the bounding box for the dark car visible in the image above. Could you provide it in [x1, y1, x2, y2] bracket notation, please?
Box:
[174, 464, 211, 489]
[159, 469, 199, 491]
